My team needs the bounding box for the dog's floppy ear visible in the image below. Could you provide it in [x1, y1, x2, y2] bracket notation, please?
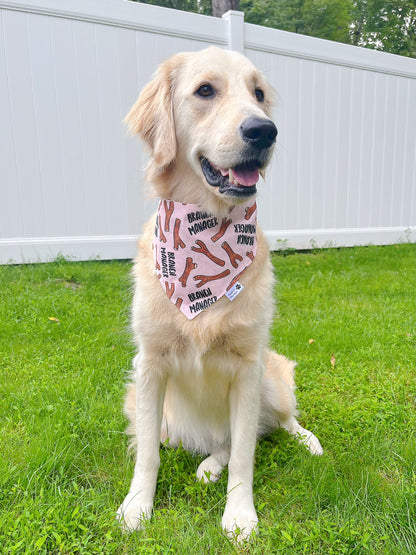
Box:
[125, 54, 185, 172]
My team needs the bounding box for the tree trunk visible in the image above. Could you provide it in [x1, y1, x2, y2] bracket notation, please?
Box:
[212, 0, 240, 18]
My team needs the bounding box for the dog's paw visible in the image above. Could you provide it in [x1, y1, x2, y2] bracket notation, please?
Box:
[296, 426, 323, 456]
[222, 501, 258, 543]
[116, 493, 152, 532]
[282, 418, 323, 456]
[196, 455, 223, 483]
[305, 432, 323, 455]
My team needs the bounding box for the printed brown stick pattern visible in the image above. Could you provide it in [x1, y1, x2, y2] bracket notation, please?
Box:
[221, 241, 243, 268]
[158, 215, 167, 243]
[244, 202, 257, 221]
[191, 240, 225, 266]
[211, 217, 232, 242]
[163, 200, 174, 232]
[179, 257, 197, 287]
[194, 269, 231, 288]
[165, 281, 175, 299]
[153, 200, 257, 319]
[173, 218, 186, 250]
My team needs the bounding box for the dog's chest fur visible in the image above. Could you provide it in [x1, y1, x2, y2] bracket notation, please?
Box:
[160, 333, 261, 453]
[131, 214, 275, 453]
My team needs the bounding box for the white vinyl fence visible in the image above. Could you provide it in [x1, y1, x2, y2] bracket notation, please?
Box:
[1, 0, 415, 263]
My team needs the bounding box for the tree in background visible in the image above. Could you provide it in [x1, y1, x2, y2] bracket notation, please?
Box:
[351, 0, 416, 57]
[130, 0, 416, 57]
[212, 0, 240, 17]
[241, 0, 353, 44]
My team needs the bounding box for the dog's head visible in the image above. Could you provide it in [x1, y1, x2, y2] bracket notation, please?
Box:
[126, 47, 276, 213]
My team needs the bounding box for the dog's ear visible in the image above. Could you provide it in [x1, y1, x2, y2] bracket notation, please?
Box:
[125, 54, 185, 171]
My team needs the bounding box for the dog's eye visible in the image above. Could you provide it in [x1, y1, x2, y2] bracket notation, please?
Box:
[195, 84, 215, 98]
[255, 88, 265, 102]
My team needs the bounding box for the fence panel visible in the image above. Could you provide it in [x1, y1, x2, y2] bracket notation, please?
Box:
[244, 23, 416, 248]
[0, 0, 415, 263]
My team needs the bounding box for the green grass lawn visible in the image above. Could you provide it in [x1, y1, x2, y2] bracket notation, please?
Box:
[0, 244, 415, 554]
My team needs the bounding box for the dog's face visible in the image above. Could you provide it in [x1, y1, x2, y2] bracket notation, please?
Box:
[126, 47, 277, 210]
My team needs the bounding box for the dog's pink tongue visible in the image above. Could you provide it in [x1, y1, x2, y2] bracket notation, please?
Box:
[232, 166, 259, 187]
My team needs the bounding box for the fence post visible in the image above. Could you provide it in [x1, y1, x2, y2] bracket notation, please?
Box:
[222, 10, 245, 53]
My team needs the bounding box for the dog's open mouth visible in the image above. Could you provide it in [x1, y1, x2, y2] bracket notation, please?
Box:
[200, 158, 260, 197]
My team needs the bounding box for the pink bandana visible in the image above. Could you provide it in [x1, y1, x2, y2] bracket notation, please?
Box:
[153, 199, 257, 319]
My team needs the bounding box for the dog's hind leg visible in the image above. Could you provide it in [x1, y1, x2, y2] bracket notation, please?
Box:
[196, 444, 230, 483]
[278, 415, 323, 455]
[259, 351, 323, 455]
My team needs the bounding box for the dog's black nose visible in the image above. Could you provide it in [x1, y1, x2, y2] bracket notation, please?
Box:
[240, 117, 277, 149]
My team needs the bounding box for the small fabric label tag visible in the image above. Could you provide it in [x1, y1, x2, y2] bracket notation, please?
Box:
[225, 281, 244, 301]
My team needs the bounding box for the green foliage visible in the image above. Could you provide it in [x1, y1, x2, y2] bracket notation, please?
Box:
[302, 0, 354, 43]
[0, 245, 415, 552]
[241, 0, 353, 44]
[130, 0, 416, 57]
[241, 0, 416, 55]
[351, 0, 416, 57]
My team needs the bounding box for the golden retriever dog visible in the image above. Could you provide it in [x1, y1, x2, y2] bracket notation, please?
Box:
[117, 46, 322, 542]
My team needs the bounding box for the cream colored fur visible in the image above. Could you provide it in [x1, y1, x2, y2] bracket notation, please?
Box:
[117, 47, 322, 542]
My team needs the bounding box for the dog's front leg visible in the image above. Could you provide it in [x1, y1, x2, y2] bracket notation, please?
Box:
[222, 361, 262, 542]
[117, 352, 167, 531]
